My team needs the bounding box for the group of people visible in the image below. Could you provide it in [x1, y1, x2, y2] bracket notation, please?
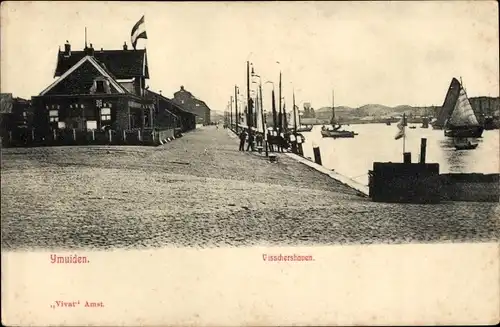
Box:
[237, 128, 304, 153]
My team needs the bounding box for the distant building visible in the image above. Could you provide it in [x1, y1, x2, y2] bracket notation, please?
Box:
[172, 86, 211, 124]
[469, 96, 500, 117]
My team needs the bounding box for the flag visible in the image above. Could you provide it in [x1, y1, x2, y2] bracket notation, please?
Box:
[394, 113, 406, 140]
[131, 16, 148, 50]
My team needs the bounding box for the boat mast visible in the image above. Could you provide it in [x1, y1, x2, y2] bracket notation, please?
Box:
[293, 88, 298, 132]
[331, 89, 335, 125]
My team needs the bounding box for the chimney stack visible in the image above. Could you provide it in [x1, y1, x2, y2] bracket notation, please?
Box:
[85, 43, 95, 56]
[123, 42, 128, 50]
[63, 40, 71, 57]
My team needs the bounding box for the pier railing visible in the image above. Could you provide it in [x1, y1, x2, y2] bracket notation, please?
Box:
[1, 127, 178, 148]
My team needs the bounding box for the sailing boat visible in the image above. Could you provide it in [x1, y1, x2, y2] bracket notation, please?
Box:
[321, 89, 357, 138]
[444, 78, 484, 138]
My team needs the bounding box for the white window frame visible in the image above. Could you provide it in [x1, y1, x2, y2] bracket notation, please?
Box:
[100, 107, 111, 122]
[49, 109, 59, 122]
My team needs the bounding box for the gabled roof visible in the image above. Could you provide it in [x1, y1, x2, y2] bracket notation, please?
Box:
[41, 56, 127, 96]
[54, 49, 149, 79]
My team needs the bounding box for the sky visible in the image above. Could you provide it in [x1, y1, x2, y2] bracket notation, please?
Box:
[1, 1, 498, 112]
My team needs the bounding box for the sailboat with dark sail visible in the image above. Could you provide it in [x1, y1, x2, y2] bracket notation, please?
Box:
[321, 89, 357, 138]
[433, 78, 461, 130]
[443, 78, 483, 138]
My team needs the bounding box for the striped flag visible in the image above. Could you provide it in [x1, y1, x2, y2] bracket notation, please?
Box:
[131, 16, 148, 50]
[394, 113, 406, 140]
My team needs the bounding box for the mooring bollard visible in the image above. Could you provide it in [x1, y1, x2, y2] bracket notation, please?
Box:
[298, 143, 304, 156]
[420, 138, 427, 164]
[73, 129, 76, 141]
[108, 129, 112, 143]
[313, 146, 322, 165]
[92, 129, 95, 141]
[403, 152, 411, 163]
[31, 129, 35, 141]
[123, 130, 126, 142]
[138, 130, 142, 142]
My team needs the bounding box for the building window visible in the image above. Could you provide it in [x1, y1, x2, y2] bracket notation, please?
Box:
[100, 108, 111, 121]
[58, 121, 66, 129]
[96, 81, 105, 93]
[49, 110, 59, 122]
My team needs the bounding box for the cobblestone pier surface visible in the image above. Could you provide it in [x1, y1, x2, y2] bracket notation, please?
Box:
[1, 126, 499, 250]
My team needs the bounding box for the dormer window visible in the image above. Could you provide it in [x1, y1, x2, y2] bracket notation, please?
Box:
[96, 81, 105, 93]
[90, 77, 111, 94]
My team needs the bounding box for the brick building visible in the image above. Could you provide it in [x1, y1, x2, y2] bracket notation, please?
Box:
[29, 41, 195, 145]
[172, 86, 211, 124]
[31, 42, 157, 137]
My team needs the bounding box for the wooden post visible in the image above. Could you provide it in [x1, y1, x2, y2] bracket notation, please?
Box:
[31, 129, 35, 141]
[53, 129, 57, 140]
[9, 131, 12, 142]
[420, 138, 427, 164]
[313, 146, 322, 165]
[138, 129, 141, 142]
[123, 130, 126, 142]
[108, 129, 112, 143]
[73, 129, 76, 141]
[298, 143, 304, 156]
[403, 152, 411, 164]
[92, 129, 95, 141]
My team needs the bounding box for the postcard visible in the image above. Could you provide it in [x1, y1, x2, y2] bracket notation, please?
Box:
[1, 1, 499, 326]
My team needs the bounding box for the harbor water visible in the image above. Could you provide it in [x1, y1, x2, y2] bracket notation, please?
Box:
[300, 124, 499, 186]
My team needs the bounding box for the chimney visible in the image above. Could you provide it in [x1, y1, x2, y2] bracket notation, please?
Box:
[123, 42, 128, 50]
[64, 40, 71, 56]
[85, 43, 95, 56]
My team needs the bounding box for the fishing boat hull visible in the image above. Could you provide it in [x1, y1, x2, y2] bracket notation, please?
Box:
[444, 126, 484, 138]
[455, 143, 478, 150]
[321, 130, 356, 138]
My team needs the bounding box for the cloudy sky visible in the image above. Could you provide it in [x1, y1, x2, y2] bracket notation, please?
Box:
[1, 1, 498, 112]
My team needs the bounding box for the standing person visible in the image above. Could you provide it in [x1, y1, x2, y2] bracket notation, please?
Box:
[246, 130, 255, 151]
[256, 133, 263, 147]
[238, 129, 247, 151]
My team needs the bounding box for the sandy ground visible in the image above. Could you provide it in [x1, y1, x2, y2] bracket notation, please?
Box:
[1, 126, 499, 250]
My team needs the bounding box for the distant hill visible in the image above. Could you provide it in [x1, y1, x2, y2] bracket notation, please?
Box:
[311, 104, 441, 119]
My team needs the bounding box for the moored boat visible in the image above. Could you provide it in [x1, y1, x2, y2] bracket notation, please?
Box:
[295, 125, 313, 132]
[321, 89, 357, 139]
[453, 137, 478, 150]
[321, 126, 357, 138]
